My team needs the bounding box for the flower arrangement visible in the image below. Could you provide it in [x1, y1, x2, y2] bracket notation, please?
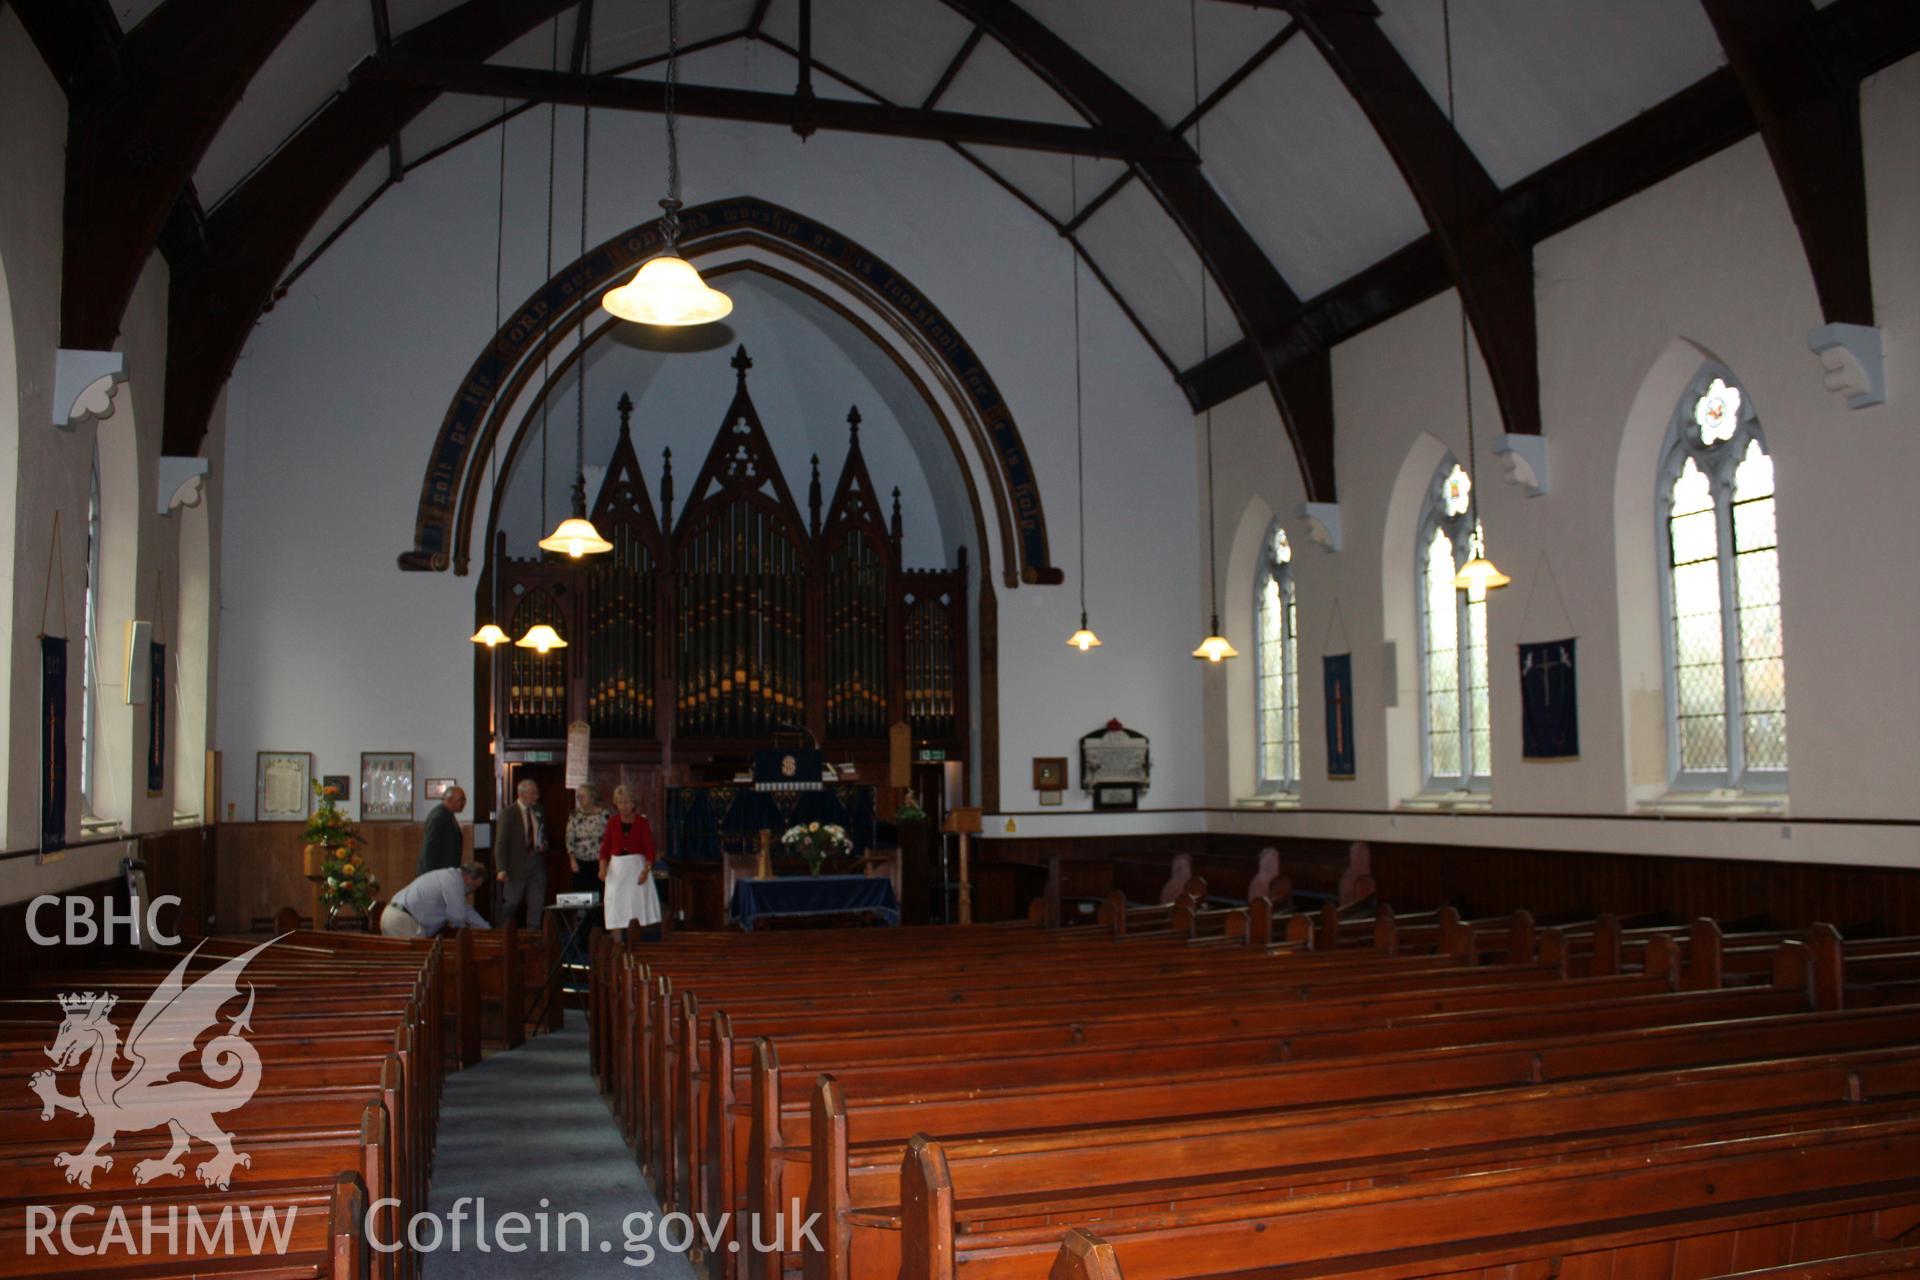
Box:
[304, 781, 377, 916]
[780, 820, 852, 876]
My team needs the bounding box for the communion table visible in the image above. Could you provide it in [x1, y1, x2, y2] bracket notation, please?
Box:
[728, 874, 900, 931]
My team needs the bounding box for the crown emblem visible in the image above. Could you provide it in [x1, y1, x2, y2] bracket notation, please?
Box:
[58, 991, 114, 1017]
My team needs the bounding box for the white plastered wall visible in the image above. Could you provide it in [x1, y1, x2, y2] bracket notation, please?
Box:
[217, 42, 1205, 833]
[1207, 52, 1920, 868]
[0, 14, 223, 904]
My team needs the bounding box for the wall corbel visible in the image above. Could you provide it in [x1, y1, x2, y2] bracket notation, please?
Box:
[1493, 433, 1551, 496]
[53, 349, 127, 430]
[1808, 323, 1886, 410]
[158, 456, 211, 514]
[1298, 502, 1342, 553]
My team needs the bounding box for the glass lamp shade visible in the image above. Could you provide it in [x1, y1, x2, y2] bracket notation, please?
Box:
[514, 624, 568, 653]
[1066, 614, 1102, 651]
[1191, 626, 1239, 663]
[538, 515, 614, 558]
[1453, 554, 1512, 601]
[470, 622, 510, 647]
[601, 251, 733, 327]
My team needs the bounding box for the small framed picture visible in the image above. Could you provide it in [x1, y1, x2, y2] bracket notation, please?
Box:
[424, 777, 459, 801]
[1032, 756, 1068, 792]
[322, 774, 351, 801]
[1037, 790, 1064, 807]
[360, 752, 415, 821]
[257, 751, 313, 821]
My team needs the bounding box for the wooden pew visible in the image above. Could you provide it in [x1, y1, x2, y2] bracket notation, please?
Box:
[0, 931, 444, 1280]
[744, 1000, 1920, 1275]
[906, 1116, 1920, 1280]
[808, 1045, 1920, 1280]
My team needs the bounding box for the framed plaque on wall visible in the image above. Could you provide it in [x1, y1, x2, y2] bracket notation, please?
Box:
[360, 752, 415, 821]
[256, 751, 313, 821]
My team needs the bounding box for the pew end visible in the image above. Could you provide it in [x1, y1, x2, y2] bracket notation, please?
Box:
[1050, 1229, 1124, 1280]
[806, 1076, 851, 1280]
[899, 1136, 955, 1280]
[331, 1170, 370, 1280]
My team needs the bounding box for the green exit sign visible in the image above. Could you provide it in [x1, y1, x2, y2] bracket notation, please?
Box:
[915, 748, 947, 762]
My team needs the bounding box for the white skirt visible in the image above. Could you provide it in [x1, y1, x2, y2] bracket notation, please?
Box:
[604, 855, 662, 931]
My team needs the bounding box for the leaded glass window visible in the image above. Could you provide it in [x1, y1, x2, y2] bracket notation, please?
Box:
[1417, 461, 1492, 789]
[1658, 369, 1787, 788]
[1255, 524, 1299, 793]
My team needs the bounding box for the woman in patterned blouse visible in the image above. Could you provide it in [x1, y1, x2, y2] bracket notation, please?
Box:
[565, 783, 610, 895]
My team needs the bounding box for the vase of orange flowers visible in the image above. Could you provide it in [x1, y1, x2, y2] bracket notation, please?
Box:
[305, 780, 376, 923]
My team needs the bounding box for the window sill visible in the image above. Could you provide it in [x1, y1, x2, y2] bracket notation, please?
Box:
[1397, 793, 1493, 814]
[1236, 795, 1301, 812]
[79, 816, 124, 838]
[1637, 790, 1787, 817]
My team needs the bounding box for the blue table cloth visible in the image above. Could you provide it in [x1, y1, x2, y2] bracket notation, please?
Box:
[729, 875, 900, 931]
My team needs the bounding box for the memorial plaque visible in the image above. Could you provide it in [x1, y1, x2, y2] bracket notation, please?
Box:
[1079, 719, 1150, 811]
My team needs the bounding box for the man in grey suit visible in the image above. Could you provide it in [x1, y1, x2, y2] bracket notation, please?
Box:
[494, 777, 548, 928]
[416, 786, 466, 876]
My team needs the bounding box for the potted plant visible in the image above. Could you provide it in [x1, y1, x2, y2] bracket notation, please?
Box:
[305, 780, 377, 924]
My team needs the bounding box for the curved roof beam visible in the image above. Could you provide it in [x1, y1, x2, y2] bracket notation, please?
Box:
[1698, 0, 1871, 326]
[936, 0, 1337, 502]
[13, 0, 321, 350]
[1292, 4, 1540, 438]
[162, 0, 576, 456]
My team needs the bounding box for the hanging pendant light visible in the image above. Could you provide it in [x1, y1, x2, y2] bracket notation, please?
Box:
[542, 49, 613, 560]
[601, 0, 731, 327]
[1440, 0, 1508, 598]
[1454, 527, 1511, 599]
[1064, 156, 1102, 653]
[539, 515, 613, 558]
[1192, 626, 1237, 664]
[514, 624, 569, 653]
[1187, 0, 1236, 663]
[520, 19, 572, 650]
[474, 94, 514, 647]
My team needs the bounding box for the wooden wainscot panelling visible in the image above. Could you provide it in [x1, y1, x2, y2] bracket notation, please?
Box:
[974, 833, 1920, 935]
[215, 821, 475, 933]
[139, 826, 218, 938]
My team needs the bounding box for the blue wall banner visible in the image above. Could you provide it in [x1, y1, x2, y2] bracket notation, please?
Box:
[148, 641, 168, 795]
[1323, 653, 1356, 780]
[41, 635, 67, 852]
[1519, 638, 1579, 760]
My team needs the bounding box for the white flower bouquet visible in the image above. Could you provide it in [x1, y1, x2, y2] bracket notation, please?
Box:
[780, 820, 853, 875]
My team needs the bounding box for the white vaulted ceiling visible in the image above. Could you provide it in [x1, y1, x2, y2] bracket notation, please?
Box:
[155, 0, 1732, 380]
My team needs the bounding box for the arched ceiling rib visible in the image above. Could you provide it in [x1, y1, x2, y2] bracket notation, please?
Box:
[19, 0, 1920, 499]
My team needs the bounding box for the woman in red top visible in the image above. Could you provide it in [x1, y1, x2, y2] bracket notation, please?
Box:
[598, 783, 661, 933]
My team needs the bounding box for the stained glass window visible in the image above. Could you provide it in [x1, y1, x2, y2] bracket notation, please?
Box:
[1255, 525, 1299, 793]
[1418, 459, 1493, 789]
[1660, 371, 1787, 787]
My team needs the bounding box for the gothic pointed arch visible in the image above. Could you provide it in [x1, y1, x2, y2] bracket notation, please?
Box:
[403, 197, 1058, 592]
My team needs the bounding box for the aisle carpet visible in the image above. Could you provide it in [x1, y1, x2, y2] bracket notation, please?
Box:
[422, 1019, 696, 1277]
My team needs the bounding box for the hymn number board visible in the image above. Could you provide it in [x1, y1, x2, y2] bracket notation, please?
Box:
[493, 348, 969, 771]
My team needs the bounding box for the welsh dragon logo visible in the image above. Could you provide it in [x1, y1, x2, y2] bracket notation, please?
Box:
[30, 938, 274, 1190]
